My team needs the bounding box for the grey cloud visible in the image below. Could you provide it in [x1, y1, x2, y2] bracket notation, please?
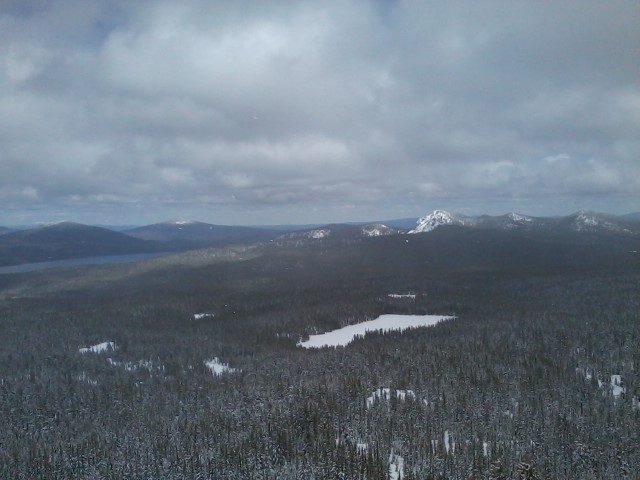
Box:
[0, 0, 639, 224]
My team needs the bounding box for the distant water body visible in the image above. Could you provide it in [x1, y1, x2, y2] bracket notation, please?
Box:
[0, 252, 174, 274]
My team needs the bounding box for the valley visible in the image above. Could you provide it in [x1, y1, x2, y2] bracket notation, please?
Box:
[0, 216, 639, 478]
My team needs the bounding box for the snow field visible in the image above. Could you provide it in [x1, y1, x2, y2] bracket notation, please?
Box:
[578, 367, 626, 399]
[204, 358, 239, 376]
[298, 314, 454, 348]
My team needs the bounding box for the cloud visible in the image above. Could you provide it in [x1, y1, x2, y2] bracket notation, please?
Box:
[0, 0, 639, 224]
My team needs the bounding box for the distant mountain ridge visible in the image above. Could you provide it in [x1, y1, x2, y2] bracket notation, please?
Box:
[1, 211, 637, 268]
[0, 222, 162, 267]
[276, 223, 401, 242]
[408, 210, 640, 235]
[124, 220, 286, 249]
[259, 210, 640, 245]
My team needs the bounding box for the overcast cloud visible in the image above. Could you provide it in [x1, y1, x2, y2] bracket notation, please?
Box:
[1, 0, 638, 225]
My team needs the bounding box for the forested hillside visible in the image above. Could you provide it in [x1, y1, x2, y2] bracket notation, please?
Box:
[0, 229, 638, 479]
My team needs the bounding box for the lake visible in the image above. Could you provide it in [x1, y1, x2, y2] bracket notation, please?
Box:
[0, 252, 174, 274]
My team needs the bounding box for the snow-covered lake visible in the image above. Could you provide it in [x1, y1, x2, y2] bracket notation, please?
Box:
[298, 314, 454, 348]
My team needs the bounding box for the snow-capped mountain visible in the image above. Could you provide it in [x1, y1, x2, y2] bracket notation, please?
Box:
[408, 210, 468, 233]
[564, 211, 632, 233]
[408, 210, 640, 235]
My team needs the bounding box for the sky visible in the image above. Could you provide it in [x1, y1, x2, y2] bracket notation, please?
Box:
[1, 0, 639, 226]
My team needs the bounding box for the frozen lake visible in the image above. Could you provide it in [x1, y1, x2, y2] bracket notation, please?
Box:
[298, 314, 454, 348]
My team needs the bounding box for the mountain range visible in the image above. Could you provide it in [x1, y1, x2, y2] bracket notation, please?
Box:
[124, 220, 281, 249]
[408, 210, 640, 234]
[0, 222, 159, 266]
[0, 211, 638, 267]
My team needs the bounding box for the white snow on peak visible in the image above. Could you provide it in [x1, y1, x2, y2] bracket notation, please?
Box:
[288, 229, 330, 239]
[366, 388, 416, 408]
[444, 430, 456, 455]
[79, 341, 117, 354]
[278, 228, 331, 241]
[297, 314, 454, 348]
[575, 211, 599, 229]
[572, 211, 622, 232]
[173, 220, 195, 225]
[362, 224, 394, 237]
[508, 212, 532, 223]
[409, 210, 460, 233]
[309, 229, 330, 239]
[205, 358, 239, 376]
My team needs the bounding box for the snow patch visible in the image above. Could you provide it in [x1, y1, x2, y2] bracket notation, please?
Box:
[388, 451, 404, 480]
[107, 358, 163, 373]
[77, 372, 98, 385]
[388, 293, 416, 299]
[508, 212, 532, 223]
[310, 229, 330, 239]
[576, 212, 599, 228]
[366, 388, 416, 408]
[356, 442, 369, 453]
[610, 374, 625, 398]
[79, 341, 117, 354]
[364, 228, 383, 236]
[298, 314, 454, 348]
[444, 430, 456, 455]
[194, 313, 215, 320]
[576, 366, 594, 380]
[596, 374, 625, 398]
[205, 358, 239, 376]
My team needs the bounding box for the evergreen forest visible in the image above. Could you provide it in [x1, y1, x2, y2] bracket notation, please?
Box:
[0, 227, 638, 479]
